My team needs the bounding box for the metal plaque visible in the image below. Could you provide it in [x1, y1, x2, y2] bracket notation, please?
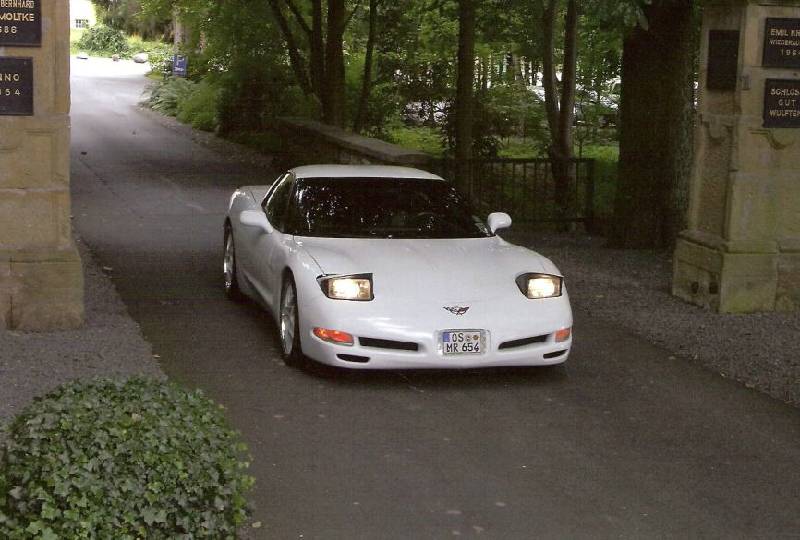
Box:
[764, 79, 800, 128]
[763, 18, 800, 69]
[0, 0, 41, 47]
[707, 30, 739, 91]
[0, 57, 33, 116]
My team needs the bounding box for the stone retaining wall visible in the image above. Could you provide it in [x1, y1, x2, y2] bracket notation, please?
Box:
[274, 117, 436, 169]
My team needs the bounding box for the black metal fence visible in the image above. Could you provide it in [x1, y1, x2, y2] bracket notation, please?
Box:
[430, 158, 596, 228]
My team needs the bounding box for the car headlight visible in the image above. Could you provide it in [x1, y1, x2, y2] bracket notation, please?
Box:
[516, 273, 563, 299]
[318, 273, 373, 301]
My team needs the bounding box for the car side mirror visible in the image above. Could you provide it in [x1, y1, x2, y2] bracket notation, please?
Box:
[487, 212, 512, 234]
[240, 210, 274, 234]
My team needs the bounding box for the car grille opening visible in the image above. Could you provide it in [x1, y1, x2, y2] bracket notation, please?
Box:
[543, 350, 567, 359]
[337, 354, 370, 363]
[359, 337, 419, 352]
[498, 335, 549, 350]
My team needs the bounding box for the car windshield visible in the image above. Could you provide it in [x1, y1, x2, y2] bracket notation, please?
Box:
[290, 177, 491, 239]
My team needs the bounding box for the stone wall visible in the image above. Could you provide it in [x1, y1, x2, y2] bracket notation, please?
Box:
[0, 2, 84, 330]
[274, 117, 435, 169]
[673, 1, 800, 313]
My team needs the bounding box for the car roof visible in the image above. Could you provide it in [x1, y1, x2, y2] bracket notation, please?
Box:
[289, 164, 444, 181]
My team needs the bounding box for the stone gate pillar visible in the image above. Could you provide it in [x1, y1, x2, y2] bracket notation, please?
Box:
[0, 1, 83, 330]
[673, 1, 800, 313]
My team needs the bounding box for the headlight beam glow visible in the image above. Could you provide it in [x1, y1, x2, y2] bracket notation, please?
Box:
[319, 274, 374, 301]
[516, 273, 563, 299]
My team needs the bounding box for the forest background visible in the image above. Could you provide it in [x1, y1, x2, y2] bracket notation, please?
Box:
[77, 0, 700, 248]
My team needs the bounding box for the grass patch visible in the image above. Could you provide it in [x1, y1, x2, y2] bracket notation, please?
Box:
[385, 126, 445, 157]
[498, 138, 545, 159]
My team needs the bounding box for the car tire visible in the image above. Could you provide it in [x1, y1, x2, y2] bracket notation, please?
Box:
[223, 223, 245, 302]
[280, 276, 305, 367]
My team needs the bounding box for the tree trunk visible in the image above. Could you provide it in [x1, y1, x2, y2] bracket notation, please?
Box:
[267, 0, 312, 95]
[506, 53, 515, 83]
[323, 0, 347, 126]
[455, 1, 475, 187]
[552, 0, 578, 220]
[311, 0, 325, 97]
[455, 0, 476, 195]
[541, 0, 578, 223]
[354, 0, 379, 133]
[173, 9, 186, 49]
[611, 0, 695, 248]
[541, 0, 559, 138]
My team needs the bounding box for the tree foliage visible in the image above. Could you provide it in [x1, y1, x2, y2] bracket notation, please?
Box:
[90, 0, 171, 39]
[132, 0, 700, 243]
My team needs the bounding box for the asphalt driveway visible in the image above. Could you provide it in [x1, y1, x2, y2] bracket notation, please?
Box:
[70, 58, 800, 539]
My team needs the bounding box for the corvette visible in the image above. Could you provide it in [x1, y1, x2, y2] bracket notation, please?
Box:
[223, 165, 572, 369]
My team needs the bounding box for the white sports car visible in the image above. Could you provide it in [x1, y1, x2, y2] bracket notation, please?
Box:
[224, 165, 572, 369]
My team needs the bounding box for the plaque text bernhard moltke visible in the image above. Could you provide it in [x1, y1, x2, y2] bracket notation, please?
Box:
[0, 0, 41, 47]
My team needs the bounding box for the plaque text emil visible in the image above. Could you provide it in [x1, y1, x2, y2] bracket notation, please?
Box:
[763, 18, 800, 69]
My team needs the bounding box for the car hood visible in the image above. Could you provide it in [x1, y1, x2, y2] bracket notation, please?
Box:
[294, 236, 559, 303]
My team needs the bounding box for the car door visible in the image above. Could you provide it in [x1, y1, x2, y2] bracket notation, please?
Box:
[249, 173, 295, 311]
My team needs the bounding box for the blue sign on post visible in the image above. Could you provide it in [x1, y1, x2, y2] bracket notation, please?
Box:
[173, 55, 188, 78]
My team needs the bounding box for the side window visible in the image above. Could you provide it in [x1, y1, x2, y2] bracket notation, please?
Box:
[262, 174, 294, 231]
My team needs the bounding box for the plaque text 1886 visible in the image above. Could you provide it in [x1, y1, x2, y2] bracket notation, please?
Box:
[0, 0, 41, 47]
[763, 18, 800, 69]
[764, 79, 800, 129]
[0, 57, 33, 116]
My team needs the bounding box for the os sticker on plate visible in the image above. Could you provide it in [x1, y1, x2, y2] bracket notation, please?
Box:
[441, 330, 486, 355]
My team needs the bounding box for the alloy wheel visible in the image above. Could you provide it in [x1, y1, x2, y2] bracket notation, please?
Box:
[280, 283, 297, 356]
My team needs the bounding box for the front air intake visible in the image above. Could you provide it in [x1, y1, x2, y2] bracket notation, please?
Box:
[359, 337, 419, 352]
[337, 354, 370, 363]
[498, 335, 549, 350]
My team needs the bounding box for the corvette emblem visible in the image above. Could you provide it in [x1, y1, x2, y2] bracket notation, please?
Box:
[443, 306, 470, 316]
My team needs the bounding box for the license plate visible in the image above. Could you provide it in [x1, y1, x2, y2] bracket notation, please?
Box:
[441, 330, 486, 355]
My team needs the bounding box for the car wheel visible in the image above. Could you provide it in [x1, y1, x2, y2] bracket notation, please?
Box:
[223, 224, 245, 301]
[280, 276, 304, 367]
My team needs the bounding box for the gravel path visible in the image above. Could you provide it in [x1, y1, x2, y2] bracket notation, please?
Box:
[506, 230, 800, 407]
[0, 238, 164, 442]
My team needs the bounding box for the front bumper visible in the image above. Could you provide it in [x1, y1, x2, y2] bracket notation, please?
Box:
[298, 294, 573, 370]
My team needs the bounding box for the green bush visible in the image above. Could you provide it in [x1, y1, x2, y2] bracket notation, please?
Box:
[77, 25, 131, 56]
[133, 41, 174, 74]
[147, 47, 174, 74]
[0, 378, 253, 539]
[177, 80, 220, 132]
[147, 78, 196, 117]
